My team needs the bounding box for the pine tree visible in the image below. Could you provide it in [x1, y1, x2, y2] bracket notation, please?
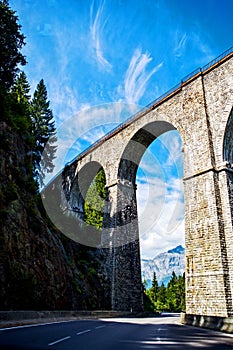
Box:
[12, 71, 30, 104]
[156, 282, 167, 311]
[151, 272, 159, 303]
[176, 273, 185, 311]
[31, 79, 57, 187]
[144, 271, 185, 313]
[10, 71, 33, 139]
[0, 0, 26, 91]
[166, 271, 179, 311]
[142, 281, 154, 311]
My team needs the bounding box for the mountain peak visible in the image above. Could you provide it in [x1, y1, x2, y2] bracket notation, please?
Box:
[141, 245, 185, 288]
[167, 245, 184, 254]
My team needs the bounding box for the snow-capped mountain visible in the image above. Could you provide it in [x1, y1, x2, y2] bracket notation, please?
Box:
[141, 245, 185, 288]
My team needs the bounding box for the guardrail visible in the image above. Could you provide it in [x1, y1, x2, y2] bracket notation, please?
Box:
[44, 46, 233, 188]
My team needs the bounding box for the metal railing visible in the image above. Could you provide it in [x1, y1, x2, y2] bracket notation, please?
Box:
[202, 46, 233, 72]
[181, 68, 201, 83]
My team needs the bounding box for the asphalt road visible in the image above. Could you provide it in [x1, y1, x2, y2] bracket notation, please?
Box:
[1, 313, 233, 349]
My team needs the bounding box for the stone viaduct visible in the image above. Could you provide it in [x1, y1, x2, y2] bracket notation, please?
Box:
[43, 47, 233, 319]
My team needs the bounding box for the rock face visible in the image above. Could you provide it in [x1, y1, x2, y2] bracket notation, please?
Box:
[0, 124, 110, 310]
[141, 245, 185, 288]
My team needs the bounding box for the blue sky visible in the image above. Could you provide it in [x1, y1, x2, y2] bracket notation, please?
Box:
[10, 0, 233, 258]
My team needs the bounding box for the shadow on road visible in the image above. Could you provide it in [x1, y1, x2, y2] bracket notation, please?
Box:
[0, 317, 233, 349]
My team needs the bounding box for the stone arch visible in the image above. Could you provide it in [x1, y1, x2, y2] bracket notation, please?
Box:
[223, 106, 233, 226]
[220, 104, 233, 317]
[42, 160, 107, 248]
[68, 161, 106, 222]
[118, 120, 177, 184]
[223, 106, 233, 164]
[58, 161, 108, 247]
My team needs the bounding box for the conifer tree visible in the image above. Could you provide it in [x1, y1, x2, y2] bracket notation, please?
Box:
[0, 0, 26, 91]
[31, 79, 57, 187]
[166, 271, 179, 311]
[157, 282, 166, 306]
[10, 71, 33, 142]
[145, 271, 185, 312]
[176, 273, 185, 311]
[12, 71, 30, 104]
[151, 272, 159, 303]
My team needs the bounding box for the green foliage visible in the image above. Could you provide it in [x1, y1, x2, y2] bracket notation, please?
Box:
[12, 71, 31, 105]
[10, 72, 33, 135]
[84, 168, 107, 229]
[142, 280, 155, 311]
[157, 282, 166, 306]
[168, 272, 185, 311]
[31, 79, 57, 187]
[0, 0, 26, 91]
[151, 272, 159, 303]
[10, 74, 57, 190]
[144, 271, 185, 312]
[0, 1, 57, 190]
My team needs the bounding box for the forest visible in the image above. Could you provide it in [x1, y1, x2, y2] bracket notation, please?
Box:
[143, 272, 185, 313]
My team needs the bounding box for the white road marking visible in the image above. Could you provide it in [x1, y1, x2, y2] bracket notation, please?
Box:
[77, 329, 91, 335]
[95, 325, 106, 329]
[48, 336, 71, 346]
[0, 319, 78, 331]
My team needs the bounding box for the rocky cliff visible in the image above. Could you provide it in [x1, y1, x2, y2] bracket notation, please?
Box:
[141, 245, 185, 288]
[0, 122, 110, 310]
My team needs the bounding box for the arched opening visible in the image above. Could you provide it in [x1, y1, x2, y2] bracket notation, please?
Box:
[118, 121, 176, 184]
[117, 121, 184, 311]
[223, 106, 233, 225]
[137, 130, 184, 255]
[68, 161, 105, 220]
[137, 130, 185, 311]
[223, 107, 233, 164]
[63, 161, 107, 247]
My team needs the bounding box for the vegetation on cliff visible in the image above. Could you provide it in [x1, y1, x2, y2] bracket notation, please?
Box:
[0, 0, 110, 310]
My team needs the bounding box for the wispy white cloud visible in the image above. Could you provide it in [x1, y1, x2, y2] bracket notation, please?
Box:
[47, 83, 80, 124]
[140, 218, 184, 259]
[136, 131, 184, 259]
[123, 49, 163, 105]
[191, 32, 214, 62]
[43, 102, 140, 183]
[164, 132, 184, 168]
[173, 31, 187, 58]
[81, 127, 106, 144]
[90, 0, 112, 69]
[36, 23, 53, 36]
[138, 173, 184, 258]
